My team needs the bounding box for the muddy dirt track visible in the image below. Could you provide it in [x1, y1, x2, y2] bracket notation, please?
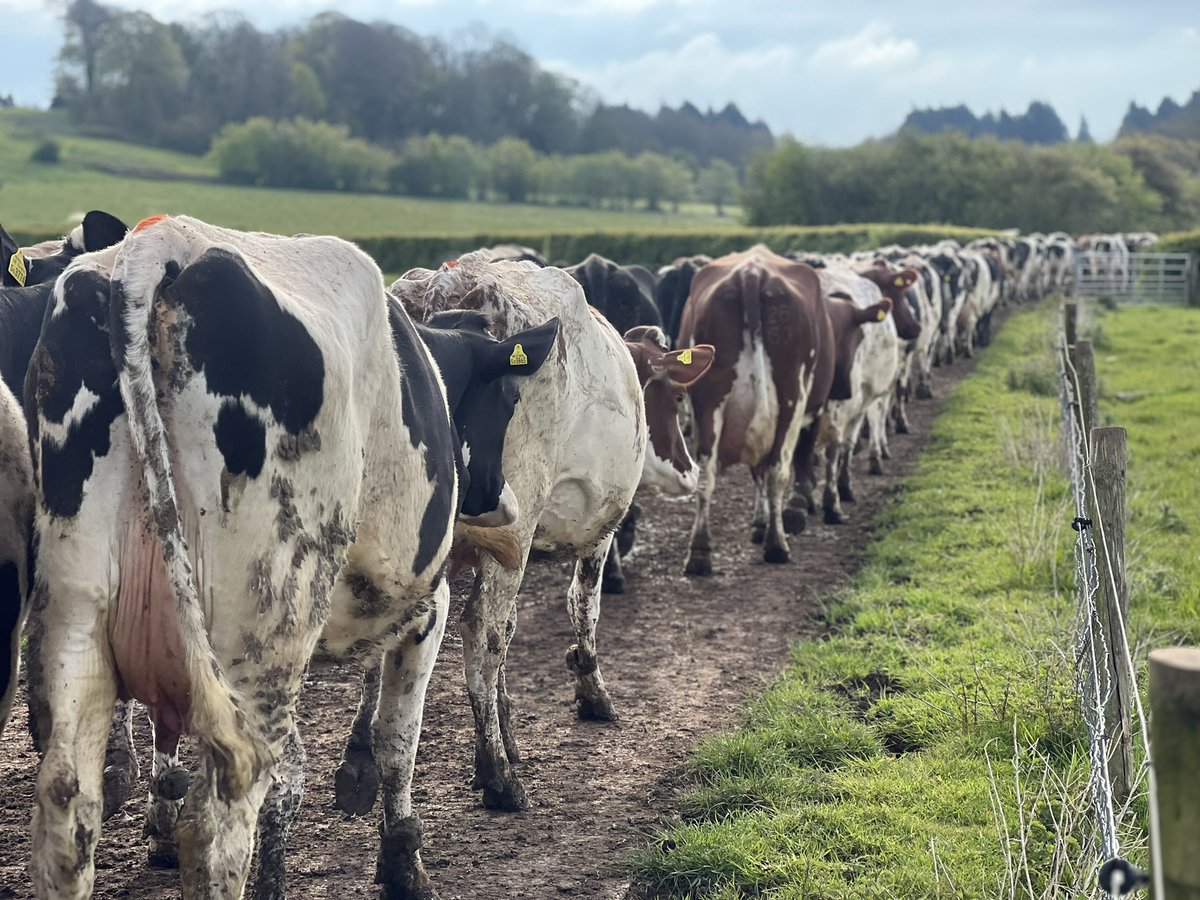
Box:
[0, 327, 998, 900]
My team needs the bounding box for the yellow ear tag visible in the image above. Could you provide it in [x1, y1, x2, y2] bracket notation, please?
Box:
[679, 349, 693, 365]
[893, 276, 905, 287]
[876, 308, 887, 321]
[8, 249, 27, 287]
[943, 275, 951, 282]
[509, 343, 528, 366]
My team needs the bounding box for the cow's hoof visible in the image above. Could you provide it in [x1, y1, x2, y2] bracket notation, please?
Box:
[102, 762, 137, 821]
[601, 575, 625, 595]
[481, 780, 529, 812]
[782, 507, 807, 535]
[576, 693, 619, 722]
[896, 418, 910, 435]
[684, 556, 712, 577]
[869, 456, 884, 475]
[148, 841, 180, 869]
[825, 507, 845, 525]
[334, 750, 380, 817]
[916, 382, 934, 400]
[155, 765, 191, 802]
[749, 524, 765, 544]
[763, 545, 791, 564]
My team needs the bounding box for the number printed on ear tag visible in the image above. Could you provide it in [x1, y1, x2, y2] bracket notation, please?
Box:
[679, 349, 693, 364]
[8, 250, 26, 287]
[509, 343, 528, 366]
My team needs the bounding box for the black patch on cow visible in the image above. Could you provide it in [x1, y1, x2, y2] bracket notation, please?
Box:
[166, 248, 325, 441]
[387, 302, 455, 575]
[30, 269, 124, 518]
[0, 561, 19, 705]
[0, 283, 55, 397]
[568, 254, 662, 337]
[215, 402, 267, 478]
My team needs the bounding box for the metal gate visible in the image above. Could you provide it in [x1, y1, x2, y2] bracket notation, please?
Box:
[1074, 251, 1194, 305]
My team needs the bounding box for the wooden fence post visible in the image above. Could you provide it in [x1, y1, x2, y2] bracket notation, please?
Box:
[1068, 339, 1098, 454]
[1091, 427, 1133, 801]
[1150, 648, 1200, 899]
[1063, 299, 1078, 346]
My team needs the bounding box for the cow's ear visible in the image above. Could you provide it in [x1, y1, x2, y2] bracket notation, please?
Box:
[854, 299, 891, 326]
[486, 317, 560, 379]
[1, 224, 26, 287]
[658, 344, 715, 387]
[81, 211, 129, 252]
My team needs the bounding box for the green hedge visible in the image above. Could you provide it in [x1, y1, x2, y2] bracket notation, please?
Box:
[9, 222, 1000, 274]
[1157, 230, 1200, 302]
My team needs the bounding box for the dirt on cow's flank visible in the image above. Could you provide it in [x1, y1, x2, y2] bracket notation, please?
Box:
[0, 316, 1002, 900]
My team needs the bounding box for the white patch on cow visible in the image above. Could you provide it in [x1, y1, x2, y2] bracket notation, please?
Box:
[641, 443, 697, 496]
[721, 328, 779, 467]
[461, 442, 472, 468]
[36, 384, 101, 449]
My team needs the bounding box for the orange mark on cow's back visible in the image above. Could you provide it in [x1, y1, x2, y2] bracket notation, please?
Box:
[133, 214, 169, 233]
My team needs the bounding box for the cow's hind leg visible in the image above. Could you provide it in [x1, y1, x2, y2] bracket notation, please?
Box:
[29, 588, 119, 899]
[601, 542, 625, 594]
[462, 563, 529, 811]
[567, 537, 617, 721]
[749, 473, 768, 544]
[253, 726, 305, 900]
[102, 700, 140, 821]
[684, 452, 717, 576]
[175, 752, 272, 898]
[823, 441, 847, 524]
[497, 605, 521, 764]
[761, 460, 792, 564]
[334, 658, 383, 817]
[374, 583, 449, 900]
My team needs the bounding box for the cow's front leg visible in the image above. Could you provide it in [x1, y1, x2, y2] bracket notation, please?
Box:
[374, 582, 448, 900]
[144, 724, 189, 868]
[253, 726, 305, 900]
[601, 541, 626, 594]
[462, 565, 528, 811]
[684, 452, 717, 576]
[749, 472, 768, 544]
[566, 537, 617, 721]
[334, 658, 383, 816]
[102, 700, 140, 821]
[823, 441, 846, 524]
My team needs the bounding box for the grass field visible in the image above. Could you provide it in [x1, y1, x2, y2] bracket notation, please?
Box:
[628, 301, 1200, 898]
[0, 108, 741, 238]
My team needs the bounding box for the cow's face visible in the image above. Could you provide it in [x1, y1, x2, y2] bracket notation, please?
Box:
[423, 311, 560, 527]
[623, 326, 715, 496]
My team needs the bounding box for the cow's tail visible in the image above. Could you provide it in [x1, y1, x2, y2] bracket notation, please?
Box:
[738, 261, 773, 410]
[110, 230, 270, 802]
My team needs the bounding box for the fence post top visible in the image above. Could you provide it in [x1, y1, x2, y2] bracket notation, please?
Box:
[1149, 647, 1200, 672]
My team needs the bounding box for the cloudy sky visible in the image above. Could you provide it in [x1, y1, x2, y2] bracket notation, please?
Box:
[2, 0, 1197, 146]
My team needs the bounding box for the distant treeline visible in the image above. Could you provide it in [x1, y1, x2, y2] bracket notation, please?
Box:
[743, 130, 1200, 233]
[901, 93, 1200, 145]
[52, 0, 773, 168]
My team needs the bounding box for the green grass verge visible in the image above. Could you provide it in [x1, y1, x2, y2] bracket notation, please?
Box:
[628, 301, 1200, 898]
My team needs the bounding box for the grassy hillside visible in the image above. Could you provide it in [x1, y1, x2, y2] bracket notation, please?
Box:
[0, 108, 741, 237]
[629, 301, 1200, 898]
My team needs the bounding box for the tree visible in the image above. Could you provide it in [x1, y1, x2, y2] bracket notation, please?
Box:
[58, 0, 113, 99]
[1077, 116, 1094, 143]
[487, 137, 539, 202]
[90, 11, 189, 144]
[697, 159, 739, 216]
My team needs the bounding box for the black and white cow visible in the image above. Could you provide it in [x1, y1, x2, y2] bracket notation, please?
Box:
[24, 214, 550, 898]
[383, 252, 650, 812]
[655, 254, 711, 346]
[0, 212, 128, 737]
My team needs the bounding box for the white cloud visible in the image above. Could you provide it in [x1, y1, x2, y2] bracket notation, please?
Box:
[808, 22, 919, 71]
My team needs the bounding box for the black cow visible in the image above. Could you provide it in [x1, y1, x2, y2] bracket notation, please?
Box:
[565, 253, 662, 336]
[655, 254, 711, 346]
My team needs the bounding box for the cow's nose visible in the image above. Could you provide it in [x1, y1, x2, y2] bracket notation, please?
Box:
[460, 482, 519, 528]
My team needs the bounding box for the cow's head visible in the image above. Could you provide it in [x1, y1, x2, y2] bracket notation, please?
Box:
[1, 211, 128, 288]
[858, 265, 922, 340]
[623, 325, 714, 495]
[825, 292, 892, 401]
[420, 309, 559, 527]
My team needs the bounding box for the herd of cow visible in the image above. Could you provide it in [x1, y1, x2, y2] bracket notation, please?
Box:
[0, 213, 1148, 898]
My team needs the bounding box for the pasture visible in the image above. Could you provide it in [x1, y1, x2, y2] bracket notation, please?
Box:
[0, 109, 741, 237]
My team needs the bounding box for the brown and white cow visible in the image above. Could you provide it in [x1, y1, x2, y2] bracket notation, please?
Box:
[679, 244, 858, 571]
